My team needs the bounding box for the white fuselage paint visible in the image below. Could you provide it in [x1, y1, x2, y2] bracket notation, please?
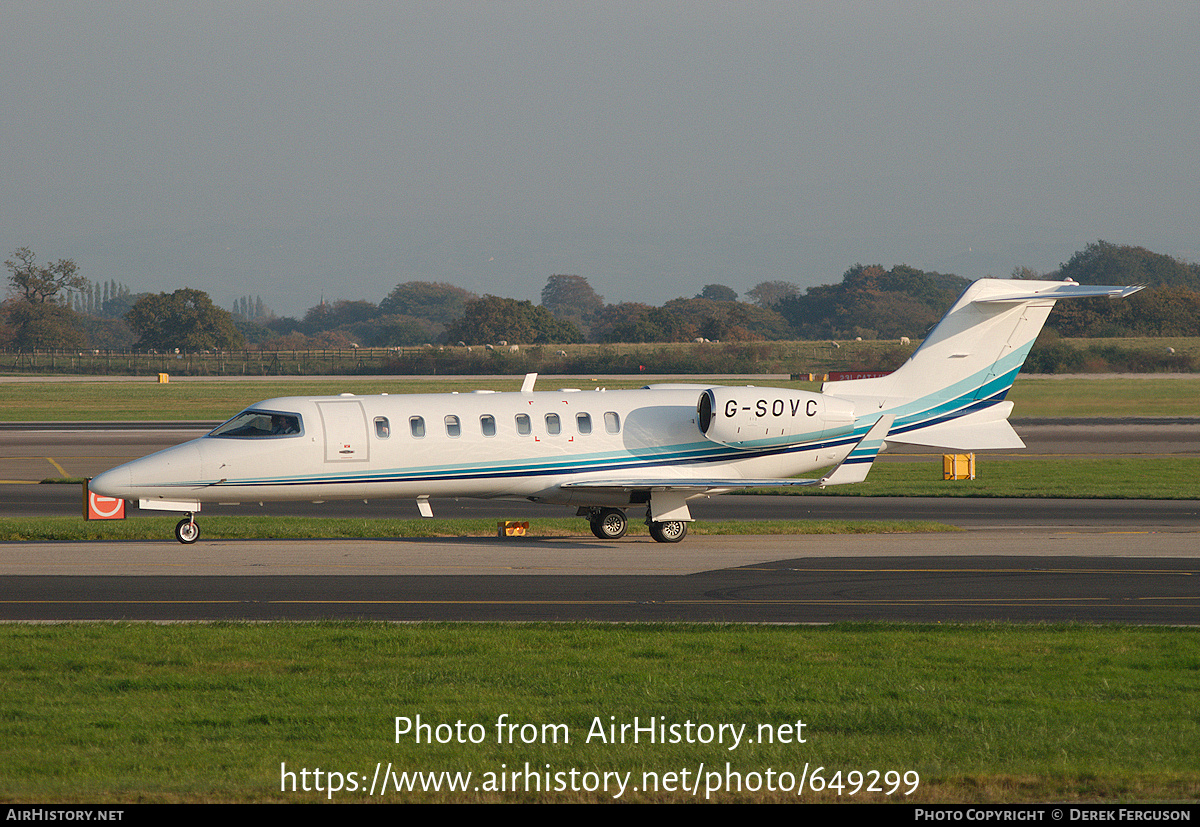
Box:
[90, 386, 858, 510]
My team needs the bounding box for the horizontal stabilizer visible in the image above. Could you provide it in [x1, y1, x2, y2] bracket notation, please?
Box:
[973, 284, 1145, 303]
[886, 402, 1025, 451]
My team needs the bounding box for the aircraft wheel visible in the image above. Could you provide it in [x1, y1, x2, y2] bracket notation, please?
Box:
[174, 517, 200, 545]
[590, 508, 628, 540]
[648, 520, 687, 543]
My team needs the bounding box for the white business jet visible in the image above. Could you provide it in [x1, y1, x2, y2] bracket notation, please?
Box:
[90, 278, 1141, 544]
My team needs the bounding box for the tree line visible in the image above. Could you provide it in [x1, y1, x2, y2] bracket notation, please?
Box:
[3, 240, 1198, 353]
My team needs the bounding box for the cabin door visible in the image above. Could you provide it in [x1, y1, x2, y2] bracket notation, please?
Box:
[317, 400, 370, 462]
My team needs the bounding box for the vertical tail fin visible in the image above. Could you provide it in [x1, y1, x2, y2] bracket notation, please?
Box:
[821, 278, 1143, 450]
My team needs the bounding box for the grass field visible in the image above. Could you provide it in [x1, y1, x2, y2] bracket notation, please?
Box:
[1006, 376, 1200, 418]
[3, 623, 1197, 803]
[0, 375, 1198, 421]
[772, 457, 1200, 500]
[3, 374, 1196, 804]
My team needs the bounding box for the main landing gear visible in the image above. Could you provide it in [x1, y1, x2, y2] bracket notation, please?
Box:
[583, 507, 688, 543]
[647, 519, 687, 544]
[175, 514, 200, 544]
[587, 507, 628, 540]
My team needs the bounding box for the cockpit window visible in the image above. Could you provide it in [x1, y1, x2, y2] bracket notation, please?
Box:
[209, 410, 302, 438]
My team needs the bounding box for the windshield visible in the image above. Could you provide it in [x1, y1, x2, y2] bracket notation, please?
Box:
[209, 410, 302, 438]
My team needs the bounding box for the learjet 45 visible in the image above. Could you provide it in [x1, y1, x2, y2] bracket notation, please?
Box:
[90, 278, 1141, 543]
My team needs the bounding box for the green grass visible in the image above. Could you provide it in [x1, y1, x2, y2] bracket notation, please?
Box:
[1, 623, 1197, 803]
[1, 375, 1198, 421]
[779, 457, 1200, 500]
[0, 376, 731, 421]
[1007, 377, 1200, 418]
[0, 378, 528, 421]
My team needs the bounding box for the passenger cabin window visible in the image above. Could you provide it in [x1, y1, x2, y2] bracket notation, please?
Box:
[210, 410, 301, 438]
[515, 414, 531, 435]
[374, 417, 390, 438]
[480, 414, 496, 437]
[604, 411, 620, 434]
[545, 413, 561, 435]
[445, 415, 461, 437]
[576, 413, 592, 434]
[409, 416, 425, 438]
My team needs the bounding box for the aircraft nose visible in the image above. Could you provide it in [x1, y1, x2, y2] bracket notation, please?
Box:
[89, 442, 206, 500]
[90, 464, 133, 499]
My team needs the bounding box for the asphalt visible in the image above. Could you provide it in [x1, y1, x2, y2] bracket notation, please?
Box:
[1, 419, 1195, 623]
[2, 532, 1196, 623]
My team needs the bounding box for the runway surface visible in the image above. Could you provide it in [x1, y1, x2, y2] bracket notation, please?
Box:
[1, 421, 1197, 623]
[3, 530, 1197, 623]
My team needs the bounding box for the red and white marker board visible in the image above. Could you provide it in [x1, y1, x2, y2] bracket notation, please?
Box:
[84, 481, 125, 520]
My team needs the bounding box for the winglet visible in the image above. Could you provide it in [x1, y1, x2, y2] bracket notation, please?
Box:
[521, 373, 538, 393]
[820, 415, 893, 487]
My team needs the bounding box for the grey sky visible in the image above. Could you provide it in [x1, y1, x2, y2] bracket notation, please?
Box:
[4, 1, 1197, 318]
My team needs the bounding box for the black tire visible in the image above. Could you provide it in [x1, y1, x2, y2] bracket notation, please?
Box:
[174, 518, 200, 544]
[648, 520, 687, 543]
[589, 508, 628, 540]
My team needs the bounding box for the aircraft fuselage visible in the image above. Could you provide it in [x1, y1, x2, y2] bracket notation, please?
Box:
[90, 385, 858, 510]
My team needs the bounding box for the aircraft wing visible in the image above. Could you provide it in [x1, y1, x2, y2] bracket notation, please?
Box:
[560, 477, 823, 494]
[559, 415, 895, 494]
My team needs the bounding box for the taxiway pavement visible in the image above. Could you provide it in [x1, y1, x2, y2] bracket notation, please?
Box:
[2, 530, 1197, 623]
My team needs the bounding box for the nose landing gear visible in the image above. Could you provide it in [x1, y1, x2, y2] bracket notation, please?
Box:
[174, 515, 200, 544]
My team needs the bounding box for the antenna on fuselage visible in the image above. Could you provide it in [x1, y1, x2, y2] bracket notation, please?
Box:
[521, 373, 538, 393]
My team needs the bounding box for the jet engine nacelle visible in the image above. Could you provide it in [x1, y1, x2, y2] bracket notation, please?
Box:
[697, 387, 856, 449]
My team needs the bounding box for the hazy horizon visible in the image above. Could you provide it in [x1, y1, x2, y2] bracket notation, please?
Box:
[5, 2, 1197, 317]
